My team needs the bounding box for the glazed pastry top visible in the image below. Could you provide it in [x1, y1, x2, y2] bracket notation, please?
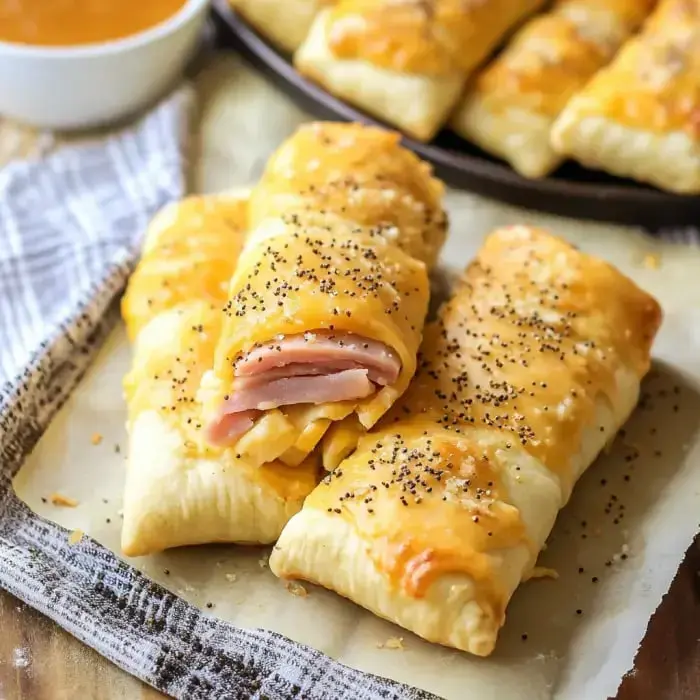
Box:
[323, 0, 545, 76]
[563, 0, 700, 134]
[304, 422, 530, 622]
[121, 195, 247, 341]
[249, 122, 447, 269]
[471, 0, 655, 117]
[386, 226, 662, 489]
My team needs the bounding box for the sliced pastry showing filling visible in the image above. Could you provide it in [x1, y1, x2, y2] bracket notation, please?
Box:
[451, 0, 655, 178]
[551, 0, 700, 193]
[120, 193, 318, 557]
[270, 225, 662, 657]
[200, 122, 447, 468]
[228, 0, 332, 53]
[294, 0, 546, 141]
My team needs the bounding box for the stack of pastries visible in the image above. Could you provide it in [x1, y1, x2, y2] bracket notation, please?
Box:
[121, 122, 662, 655]
[229, 0, 700, 193]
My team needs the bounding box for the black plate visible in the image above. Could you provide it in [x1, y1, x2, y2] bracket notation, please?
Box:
[211, 0, 700, 228]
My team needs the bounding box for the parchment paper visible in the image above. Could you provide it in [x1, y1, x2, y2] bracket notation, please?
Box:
[13, 54, 700, 700]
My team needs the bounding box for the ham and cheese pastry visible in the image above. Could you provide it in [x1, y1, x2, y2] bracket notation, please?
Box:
[295, 0, 546, 141]
[451, 0, 654, 178]
[200, 123, 447, 469]
[120, 193, 318, 557]
[228, 0, 331, 53]
[552, 0, 700, 193]
[270, 225, 662, 656]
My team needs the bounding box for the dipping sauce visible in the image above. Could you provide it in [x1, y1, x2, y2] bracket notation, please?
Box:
[0, 0, 189, 47]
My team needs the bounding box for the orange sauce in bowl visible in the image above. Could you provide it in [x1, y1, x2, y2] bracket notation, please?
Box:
[0, 0, 189, 47]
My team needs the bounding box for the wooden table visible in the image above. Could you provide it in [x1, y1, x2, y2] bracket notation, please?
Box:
[0, 591, 162, 700]
[1, 538, 698, 700]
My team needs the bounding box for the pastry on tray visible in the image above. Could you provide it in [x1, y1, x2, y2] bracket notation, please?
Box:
[199, 122, 447, 469]
[228, 0, 332, 53]
[451, 0, 655, 178]
[294, 0, 546, 141]
[120, 194, 318, 556]
[270, 225, 662, 656]
[551, 0, 700, 193]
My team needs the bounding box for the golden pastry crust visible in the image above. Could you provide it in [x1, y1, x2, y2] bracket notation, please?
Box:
[451, 0, 654, 178]
[393, 226, 661, 490]
[202, 123, 447, 467]
[270, 225, 662, 656]
[228, 0, 332, 53]
[295, 1, 546, 141]
[120, 194, 319, 557]
[552, 0, 700, 192]
[273, 426, 561, 656]
[248, 121, 447, 269]
[323, 0, 546, 76]
[121, 193, 247, 341]
[212, 229, 429, 415]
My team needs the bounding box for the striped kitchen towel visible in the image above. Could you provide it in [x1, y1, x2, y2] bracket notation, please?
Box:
[0, 87, 438, 700]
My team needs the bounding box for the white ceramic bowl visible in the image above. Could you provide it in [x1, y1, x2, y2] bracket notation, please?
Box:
[0, 0, 210, 131]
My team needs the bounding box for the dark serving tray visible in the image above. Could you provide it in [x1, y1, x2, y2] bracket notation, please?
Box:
[211, 0, 700, 229]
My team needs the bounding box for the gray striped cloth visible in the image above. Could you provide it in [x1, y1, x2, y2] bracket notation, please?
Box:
[0, 88, 437, 700]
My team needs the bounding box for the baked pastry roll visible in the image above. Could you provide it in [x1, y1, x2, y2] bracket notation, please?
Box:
[122, 193, 248, 341]
[200, 122, 447, 469]
[120, 193, 318, 557]
[552, 0, 700, 193]
[271, 225, 662, 656]
[228, 0, 332, 53]
[295, 0, 546, 141]
[451, 0, 654, 178]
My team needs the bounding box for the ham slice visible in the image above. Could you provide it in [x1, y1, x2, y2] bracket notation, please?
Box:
[224, 369, 375, 413]
[235, 331, 400, 386]
[206, 331, 401, 446]
[231, 362, 360, 390]
[206, 409, 260, 445]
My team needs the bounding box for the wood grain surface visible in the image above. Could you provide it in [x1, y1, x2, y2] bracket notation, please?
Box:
[616, 537, 700, 700]
[0, 589, 163, 700]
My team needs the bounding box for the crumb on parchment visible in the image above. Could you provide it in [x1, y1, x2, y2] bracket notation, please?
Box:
[225, 573, 238, 583]
[612, 543, 631, 564]
[642, 253, 661, 270]
[50, 493, 79, 507]
[68, 529, 84, 545]
[525, 566, 559, 581]
[258, 555, 269, 569]
[91, 432, 103, 445]
[377, 637, 405, 650]
[285, 581, 308, 597]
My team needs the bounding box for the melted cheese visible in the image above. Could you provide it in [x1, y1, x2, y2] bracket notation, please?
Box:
[384, 225, 661, 493]
[324, 0, 546, 76]
[472, 0, 653, 118]
[306, 425, 528, 621]
[249, 122, 447, 269]
[121, 195, 248, 341]
[563, 0, 700, 134]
